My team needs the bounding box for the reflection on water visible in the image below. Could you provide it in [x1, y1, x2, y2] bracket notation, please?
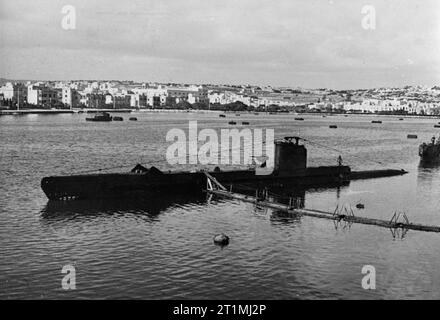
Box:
[41, 193, 208, 220]
[417, 160, 440, 187]
[419, 159, 440, 169]
[270, 210, 303, 226]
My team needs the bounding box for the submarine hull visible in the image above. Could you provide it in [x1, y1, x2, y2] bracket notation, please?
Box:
[41, 166, 353, 201]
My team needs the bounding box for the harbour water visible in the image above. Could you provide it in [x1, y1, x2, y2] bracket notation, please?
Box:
[1, 112, 440, 299]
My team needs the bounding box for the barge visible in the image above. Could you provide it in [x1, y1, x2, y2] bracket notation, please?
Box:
[41, 137, 407, 201]
[85, 112, 112, 122]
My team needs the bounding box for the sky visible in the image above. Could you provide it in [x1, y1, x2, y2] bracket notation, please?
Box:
[0, 0, 439, 89]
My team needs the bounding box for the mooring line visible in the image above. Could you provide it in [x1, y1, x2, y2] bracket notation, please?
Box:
[204, 173, 440, 234]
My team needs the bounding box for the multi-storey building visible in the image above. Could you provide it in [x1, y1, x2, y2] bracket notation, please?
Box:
[104, 93, 131, 108]
[62, 87, 80, 108]
[79, 92, 106, 108]
[0, 82, 27, 107]
[27, 84, 58, 107]
[129, 93, 148, 108]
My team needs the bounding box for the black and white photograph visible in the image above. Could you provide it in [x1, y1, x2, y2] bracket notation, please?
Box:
[1, 0, 440, 305]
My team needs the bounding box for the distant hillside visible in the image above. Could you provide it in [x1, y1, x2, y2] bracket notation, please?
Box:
[0, 78, 32, 85]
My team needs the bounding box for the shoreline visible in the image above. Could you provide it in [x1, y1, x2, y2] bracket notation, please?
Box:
[1, 108, 440, 119]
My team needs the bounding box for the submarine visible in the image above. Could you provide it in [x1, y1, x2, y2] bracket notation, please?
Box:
[41, 136, 407, 201]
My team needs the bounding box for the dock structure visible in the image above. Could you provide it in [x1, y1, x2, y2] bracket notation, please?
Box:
[0, 109, 75, 115]
[204, 173, 440, 234]
[0, 108, 133, 115]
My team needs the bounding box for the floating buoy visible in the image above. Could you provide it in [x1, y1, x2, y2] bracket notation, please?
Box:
[213, 233, 230, 246]
[407, 134, 418, 139]
[356, 203, 365, 209]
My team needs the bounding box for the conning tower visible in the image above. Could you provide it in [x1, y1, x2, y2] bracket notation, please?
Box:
[274, 136, 307, 175]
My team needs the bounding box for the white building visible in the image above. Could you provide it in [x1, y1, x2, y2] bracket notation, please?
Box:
[0, 82, 27, 103]
[62, 87, 79, 108]
[27, 84, 57, 106]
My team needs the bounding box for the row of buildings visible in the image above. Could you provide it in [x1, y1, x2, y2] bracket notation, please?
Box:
[0, 81, 314, 110]
[0, 82, 210, 109]
[307, 99, 440, 115]
[1, 81, 440, 114]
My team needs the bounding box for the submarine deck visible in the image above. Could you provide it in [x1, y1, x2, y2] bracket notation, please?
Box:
[41, 166, 407, 201]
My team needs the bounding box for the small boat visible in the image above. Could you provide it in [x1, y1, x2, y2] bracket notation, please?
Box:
[242, 121, 250, 125]
[434, 125, 440, 128]
[407, 134, 418, 139]
[85, 112, 112, 122]
[228, 121, 237, 125]
[419, 136, 440, 162]
[112, 116, 124, 121]
[329, 125, 338, 129]
[254, 112, 259, 115]
[371, 120, 382, 124]
[129, 117, 138, 121]
[295, 117, 304, 121]
[399, 118, 404, 121]
[219, 114, 226, 118]
[235, 113, 241, 116]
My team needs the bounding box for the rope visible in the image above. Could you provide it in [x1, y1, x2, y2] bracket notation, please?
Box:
[65, 164, 136, 175]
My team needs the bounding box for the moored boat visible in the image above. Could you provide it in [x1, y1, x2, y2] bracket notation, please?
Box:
[85, 112, 112, 122]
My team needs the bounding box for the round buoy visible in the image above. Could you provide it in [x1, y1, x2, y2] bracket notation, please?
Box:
[213, 233, 230, 246]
